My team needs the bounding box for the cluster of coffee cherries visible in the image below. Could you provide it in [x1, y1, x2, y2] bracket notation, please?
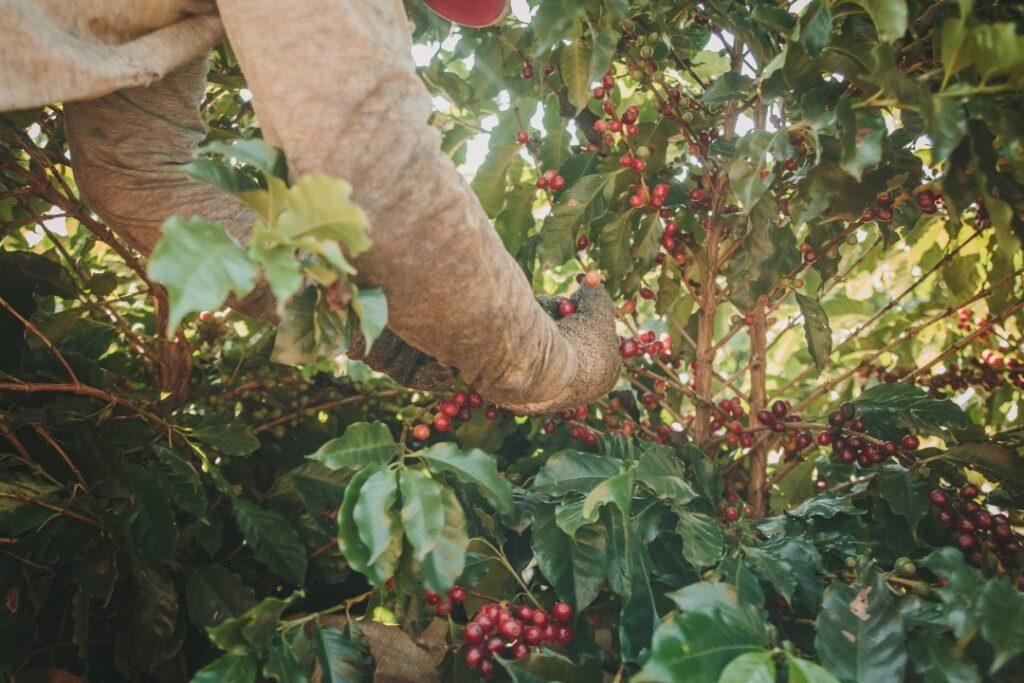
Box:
[461, 600, 574, 677]
[654, 219, 691, 266]
[425, 584, 468, 616]
[518, 57, 555, 81]
[618, 330, 674, 363]
[817, 402, 917, 469]
[535, 169, 566, 191]
[855, 350, 1024, 398]
[686, 128, 721, 161]
[412, 389, 503, 438]
[929, 484, 1022, 571]
[914, 187, 943, 215]
[542, 405, 600, 446]
[861, 191, 897, 224]
[627, 180, 673, 209]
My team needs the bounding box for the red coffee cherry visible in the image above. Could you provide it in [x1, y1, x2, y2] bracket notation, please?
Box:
[448, 585, 467, 604]
[411, 424, 431, 441]
[551, 601, 573, 623]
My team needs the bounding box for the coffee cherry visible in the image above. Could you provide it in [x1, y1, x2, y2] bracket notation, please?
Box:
[411, 424, 431, 441]
[550, 175, 566, 191]
[640, 287, 655, 300]
[516, 131, 529, 144]
[498, 618, 522, 640]
[584, 270, 602, 287]
[817, 431, 832, 446]
[433, 413, 451, 432]
[425, 590, 440, 605]
[770, 400, 789, 418]
[960, 484, 979, 499]
[559, 300, 577, 317]
[576, 235, 590, 251]
[523, 624, 544, 645]
[551, 601, 573, 623]
[724, 507, 740, 522]
[485, 636, 504, 653]
[448, 585, 467, 604]
[956, 533, 977, 550]
[689, 188, 707, 203]
[464, 622, 485, 644]
[593, 86, 606, 99]
[511, 641, 530, 660]
[937, 509, 955, 526]
[930, 490, 949, 507]
[478, 658, 495, 678]
[464, 645, 485, 667]
[901, 434, 920, 451]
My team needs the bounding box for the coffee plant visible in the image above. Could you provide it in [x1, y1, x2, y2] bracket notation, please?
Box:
[2, 0, 1024, 680]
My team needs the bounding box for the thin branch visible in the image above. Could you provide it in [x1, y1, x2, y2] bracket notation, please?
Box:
[0, 295, 78, 384]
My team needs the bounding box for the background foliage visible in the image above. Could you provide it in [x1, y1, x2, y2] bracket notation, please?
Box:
[1, 0, 1024, 681]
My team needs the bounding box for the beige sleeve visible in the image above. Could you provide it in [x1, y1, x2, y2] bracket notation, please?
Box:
[64, 58, 276, 320]
[215, 0, 620, 412]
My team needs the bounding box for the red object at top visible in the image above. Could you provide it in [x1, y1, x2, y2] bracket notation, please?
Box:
[422, 0, 509, 27]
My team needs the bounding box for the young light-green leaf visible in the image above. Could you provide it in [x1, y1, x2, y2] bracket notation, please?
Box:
[353, 468, 400, 565]
[399, 468, 446, 562]
[420, 485, 470, 593]
[307, 422, 397, 471]
[149, 217, 257, 334]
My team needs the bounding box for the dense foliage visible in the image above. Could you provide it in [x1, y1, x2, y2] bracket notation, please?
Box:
[2, 0, 1024, 680]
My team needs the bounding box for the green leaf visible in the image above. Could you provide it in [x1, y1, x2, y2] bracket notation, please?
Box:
[121, 463, 178, 565]
[799, 0, 833, 56]
[701, 72, 755, 105]
[921, 547, 987, 640]
[307, 422, 397, 471]
[153, 446, 207, 517]
[353, 468, 400, 565]
[350, 286, 387, 353]
[729, 131, 784, 209]
[637, 583, 770, 683]
[582, 470, 634, 523]
[149, 217, 257, 333]
[675, 510, 724, 568]
[263, 636, 310, 683]
[635, 446, 698, 504]
[839, 104, 886, 181]
[744, 542, 799, 605]
[796, 293, 833, 372]
[311, 625, 373, 683]
[421, 443, 513, 515]
[201, 139, 288, 180]
[532, 2, 586, 55]
[906, 627, 980, 683]
[974, 578, 1024, 673]
[191, 653, 259, 683]
[398, 468, 445, 562]
[561, 39, 593, 114]
[938, 442, 1024, 495]
[787, 654, 842, 683]
[276, 175, 371, 256]
[719, 651, 775, 683]
[420, 485, 470, 593]
[852, 383, 970, 440]
[877, 467, 931, 539]
[854, 0, 907, 43]
[272, 286, 347, 364]
[498, 649, 602, 682]
[539, 173, 614, 266]
[815, 568, 907, 683]
[185, 565, 255, 629]
[337, 467, 382, 583]
[788, 495, 863, 519]
[532, 448, 618, 497]
[231, 499, 307, 584]
[192, 424, 261, 456]
[597, 210, 638, 293]
[471, 113, 525, 217]
[532, 503, 609, 609]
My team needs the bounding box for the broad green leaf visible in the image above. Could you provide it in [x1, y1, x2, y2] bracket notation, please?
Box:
[532, 2, 586, 55]
[582, 470, 634, 523]
[676, 510, 724, 568]
[799, 0, 833, 56]
[788, 495, 863, 519]
[561, 39, 593, 114]
[421, 443, 513, 515]
[839, 104, 885, 181]
[471, 113, 524, 217]
[906, 627, 980, 683]
[420, 485, 469, 593]
[539, 173, 614, 266]
[877, 467, 931, 539]
[974, 578, 1024, 673]
[532, 503, 608, 609]
[337, 467, 381, 582]
[121, 463, 178, 565]
[815, 568, 907, 683]
[939, 442, 1024, 495]
[180, 157, 261, 196]
[307, 422, 397, 471]
[350, 285, 387, 354]
[276, 175, 371, 255]
[719, 651, 775, 683]
[231, 499, 307, 584]
[729, 131, 783, 209]
[191, 653, 259, 683]
[263, 635, 310, 683]
[607, 511, 658, 663]
[153, 446, 207, 517]
[201, 139, 288, 179]
[635, 446, 698, 504]
[192, 423, 260, 456]
[498, 649, 602, 682]
[312, 625, 373, 683]
[852, 383, 970, 440]
[313, 626, 378, 683]
[921, 547, 987, 640]
[353, 468, 399, 565]
[701, 72, 755, 105]
[149, 217, 257, 333]
[796, 293, 832, 371]
[597, 210, 638, 292]
[787, 654, 842, 683]
[494, 185, 536, 256]
[185, 565, 255, 629]
[207, 593, 299, 654]
[399, 468, 445, 562]
[744, 542, 799, 605]
[855, 0, 907, 43]
[272, 286, 346, 364]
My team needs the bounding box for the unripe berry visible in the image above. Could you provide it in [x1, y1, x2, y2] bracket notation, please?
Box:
[584, 270, 602, 287]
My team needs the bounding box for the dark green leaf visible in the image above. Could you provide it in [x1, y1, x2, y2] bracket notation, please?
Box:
[420, 486, 470, 593]
[852, 383, 970, 440]
[186, 565, 255, 629]
[192, 424, 260, 456]
[561, 40, 593, 114]
[398, 468, 445, 562]
[531, 503, 608, 610]
[796, 293, 833, 371]
[121, 463, 178, 565]
[676, 510, 725, 568]
[498, 650, 602, 682]
[353, 468, 400, 565]
[232, 499, 307, 584]
[635, 445, 698, 504]
[191, 653, 259, 683]
[719, 651, 775, 683]
[422, 443, 513, 514]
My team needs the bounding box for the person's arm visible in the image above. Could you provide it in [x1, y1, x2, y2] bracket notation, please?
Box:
[64, 58, 277, 321]
[214, 0, 621, 414]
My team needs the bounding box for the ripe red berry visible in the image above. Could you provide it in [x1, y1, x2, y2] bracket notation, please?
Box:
[464, 622, 485, 644]
[640, 287, 655, 300]
[937, 509, 955, 526]
[511, 641, 530, 659]
[551, 601, 573, 623]
[576, 235, 590, 251]
[498, 618, 522, 640]
[960, 484, 979, 499]
[584, 270, 602, 287]
[523, 624, 544, 645]
[425, 590, 440, 605]
[689, 188, 707, 203]
[956, 533, 977, 550]
[557, 626, 574, 645]
[550, 175, 566, 190]
[411, 424, 431, 441]
[593, 86, 605, 99]
[901, 434, 920, 451]
[771, 400, 789, 418]
[930, 490, 949, 507]
[516, 131, 529, 144]
[198, 310, 214, 323]
[465, 645, 485, 667]
[448, 585, 467, 604]
[724, 507, 740, 522]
